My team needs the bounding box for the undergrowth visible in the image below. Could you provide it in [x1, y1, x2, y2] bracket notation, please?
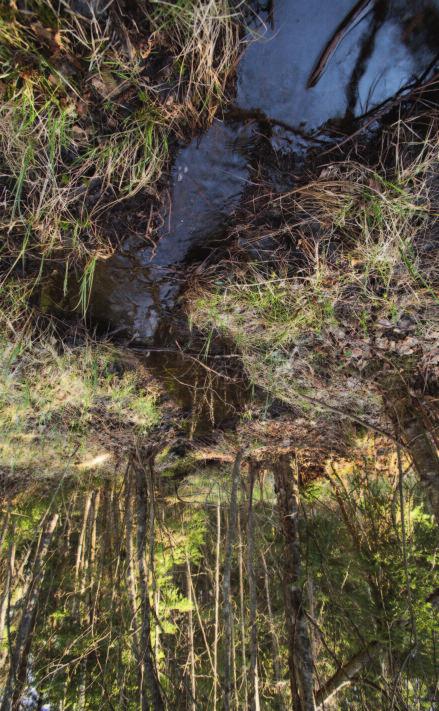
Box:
[189, 121, 439, 416]
[0, 335, 160, 479]
[0, 0, 245, 479]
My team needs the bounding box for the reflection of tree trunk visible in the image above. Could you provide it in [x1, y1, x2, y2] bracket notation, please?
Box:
[213, 494, 221, 711]
[272, 454, 316, 711]
[387, 388, 439, 525]
[186, 558, 196, 711]
[222, 451, 242, 711]
[237, 512, 248, 709]
[75, 492, 92, 582]
[0, 509, 9, 550]
[134, 457, 164, 711]
[261, 549, 286, 710]
[125, 471, 141, 696]
[0, 513, 59, 711]
[247, 461, 260, 711]
[0, 538, 15, 656]
[78, 657, 87, 711]
[315, 641, 382, 709]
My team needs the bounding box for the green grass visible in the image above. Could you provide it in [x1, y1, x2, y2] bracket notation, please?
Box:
[0, 0, 243, 321]
[0, 337, 160, 478]
[0, 0, 246, 484]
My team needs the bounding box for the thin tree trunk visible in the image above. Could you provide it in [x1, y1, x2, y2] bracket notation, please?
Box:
[237, 512, 249, 709]
[261, 549, 286, 709]
[87, 489, 100, 630]
[186, 558, 196, 711]
[315, 641, 383, 709]
[0, 512, 59, 711]
[78, 657, 87, 711]
[272, 454, 316, 711]
[232, 623, 239, 710]
[75, 492, 93, 582]
[0, 540, 15, 651]
[0, 509, 10, 551]
[134, 458, 164, 711]
[222, 451, 243, 711]
[125, 473, 141, 667]
[213, 493, 221, 711]
[247, 461, 260, 711]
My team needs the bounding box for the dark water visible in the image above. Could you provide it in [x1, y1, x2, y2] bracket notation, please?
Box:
[91, 122, 252, 342]
[238, 0, 439, 136]
[90, 0, 439, 343]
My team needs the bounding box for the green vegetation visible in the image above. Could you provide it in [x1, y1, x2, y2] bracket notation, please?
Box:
[0, 337, 159, 476]
[189, 126, 439, 415]
[0, 0, 243, 482]
[1, 440, 437, 709]
[0, 0, 242, 301]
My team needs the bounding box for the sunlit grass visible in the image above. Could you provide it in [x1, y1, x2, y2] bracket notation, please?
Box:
[0, 339, 160, 477]
[0, 0, 243, 323]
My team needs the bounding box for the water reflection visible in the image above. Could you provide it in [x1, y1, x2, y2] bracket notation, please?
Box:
[237, 0, 439, 132]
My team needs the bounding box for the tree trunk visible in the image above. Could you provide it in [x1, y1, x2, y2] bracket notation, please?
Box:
[247, 461, 261, 711]
[222, 451, 242, 711]
[0, 539, 15, 653]
[213, 494, 221, 711]
[237, 512, 249, 709]
[134, 457, 164, 711]
[261, 549, 286, 709]
[186, 558, 196, 711]
[272, 454, 316, 711]
[124, 471, 142, 696]
[0, 513, 59, 711]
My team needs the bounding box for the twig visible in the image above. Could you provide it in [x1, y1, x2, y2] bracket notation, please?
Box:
[307, 0, 375, 88]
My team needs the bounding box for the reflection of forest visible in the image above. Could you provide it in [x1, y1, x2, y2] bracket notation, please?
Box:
[1, 441, 437, 710]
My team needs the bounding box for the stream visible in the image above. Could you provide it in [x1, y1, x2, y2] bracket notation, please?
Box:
[90, 0, 439, 344]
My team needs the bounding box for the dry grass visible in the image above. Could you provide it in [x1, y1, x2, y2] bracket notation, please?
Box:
[188, 120, 439, 417]
[150, 0, 243, 123]
[0, 0, 244, 314]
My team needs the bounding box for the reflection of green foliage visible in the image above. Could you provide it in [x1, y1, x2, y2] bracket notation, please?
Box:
[305, 464, 439, 693]
[2, 447, 438, 709]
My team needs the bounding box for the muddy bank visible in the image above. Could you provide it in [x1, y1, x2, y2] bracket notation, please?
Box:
[89, 0, 439, 345]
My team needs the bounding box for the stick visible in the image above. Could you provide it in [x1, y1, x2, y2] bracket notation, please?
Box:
[307, 0, 375, 88]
